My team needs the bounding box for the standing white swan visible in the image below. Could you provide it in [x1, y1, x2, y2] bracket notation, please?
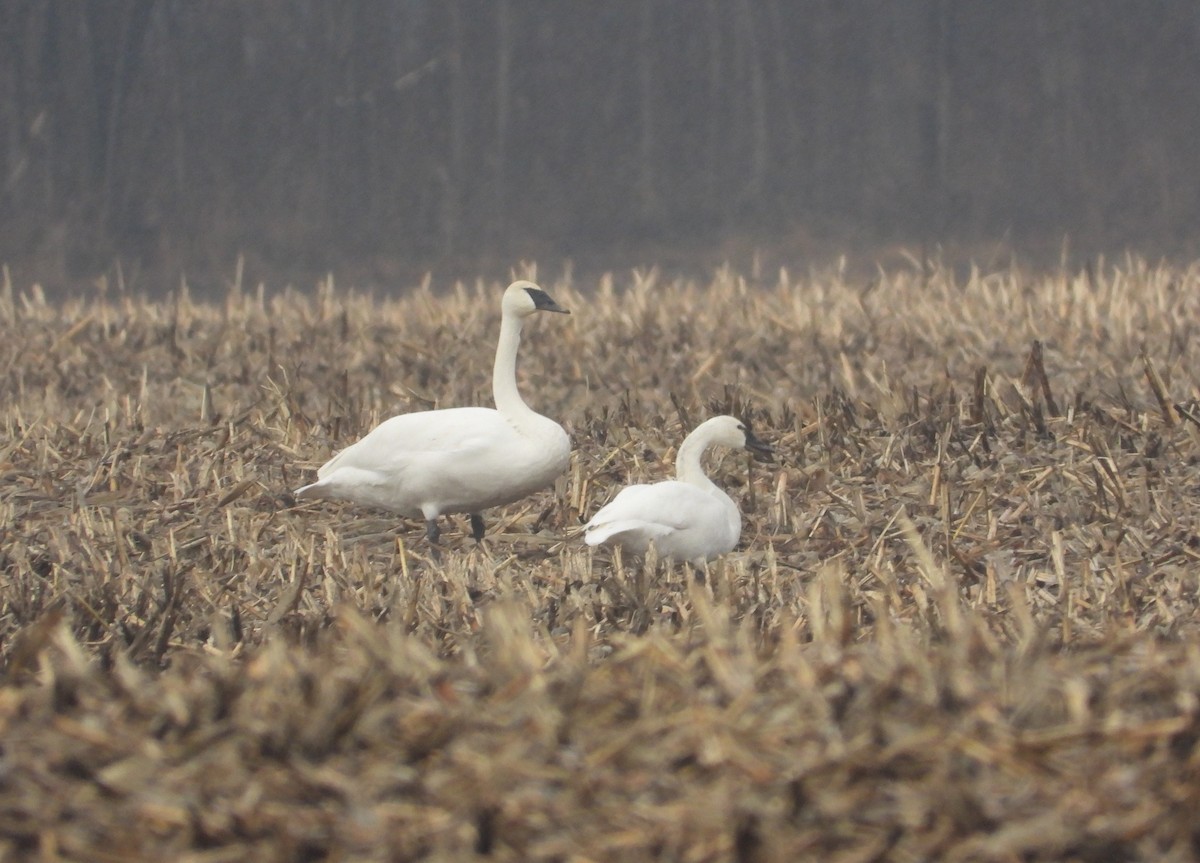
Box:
[294, 280, 571, 545]
[584, 415, 773, 565]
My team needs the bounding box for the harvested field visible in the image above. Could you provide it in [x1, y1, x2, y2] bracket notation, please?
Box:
[3, 258, 1200, 861]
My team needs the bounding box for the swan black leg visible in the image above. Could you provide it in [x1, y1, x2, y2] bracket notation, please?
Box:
[470, 513, 486, 542]
[423, 519, 444, 562]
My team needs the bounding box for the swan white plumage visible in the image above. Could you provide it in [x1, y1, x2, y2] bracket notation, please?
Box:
[294, 280, 571, 545]
[584, 415, 773, 565]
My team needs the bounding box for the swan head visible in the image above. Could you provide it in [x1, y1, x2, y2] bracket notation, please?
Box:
[704, 415, 775, 462]
[503, 280, 570, 318]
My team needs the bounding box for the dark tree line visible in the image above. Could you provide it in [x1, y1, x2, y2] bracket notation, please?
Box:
[2, 1, 1199, 290]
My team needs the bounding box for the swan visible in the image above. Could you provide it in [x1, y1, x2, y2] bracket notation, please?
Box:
[584, 415, 773, 565]
[294, 280, 571, 545]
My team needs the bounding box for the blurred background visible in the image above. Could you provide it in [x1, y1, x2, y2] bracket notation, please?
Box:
[2, 1, 1198, 295]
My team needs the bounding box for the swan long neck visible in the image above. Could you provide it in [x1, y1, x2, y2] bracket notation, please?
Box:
[674, 427, 721, 490]
[492, 311, 537, 422]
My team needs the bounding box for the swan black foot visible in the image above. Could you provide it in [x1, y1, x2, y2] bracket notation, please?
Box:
[470, 514, 486, 542]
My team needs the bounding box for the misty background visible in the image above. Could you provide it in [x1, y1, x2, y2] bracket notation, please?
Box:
[2, 1, 1199, 295]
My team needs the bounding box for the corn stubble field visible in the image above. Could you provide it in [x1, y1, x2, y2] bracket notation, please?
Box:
[3, 258, 1200, 861]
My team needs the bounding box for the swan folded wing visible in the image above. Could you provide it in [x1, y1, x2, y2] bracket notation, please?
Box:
[309, 406, 558, 515]
[585, 481, 741, 561]
[316, 407, 503, 479]
[585, 483, 712, 539]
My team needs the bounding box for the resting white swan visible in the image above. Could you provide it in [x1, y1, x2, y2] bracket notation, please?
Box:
[584, 415, 773, 565]
[294, 280, 571, 545]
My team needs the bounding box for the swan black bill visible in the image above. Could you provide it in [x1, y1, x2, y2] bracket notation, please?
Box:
[525, 287, 570, 314]
[746, 431, 775, 462]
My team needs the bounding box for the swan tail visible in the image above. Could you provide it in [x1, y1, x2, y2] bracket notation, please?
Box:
[293, 479, 329, 500]
[584, 519, 670, 548]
